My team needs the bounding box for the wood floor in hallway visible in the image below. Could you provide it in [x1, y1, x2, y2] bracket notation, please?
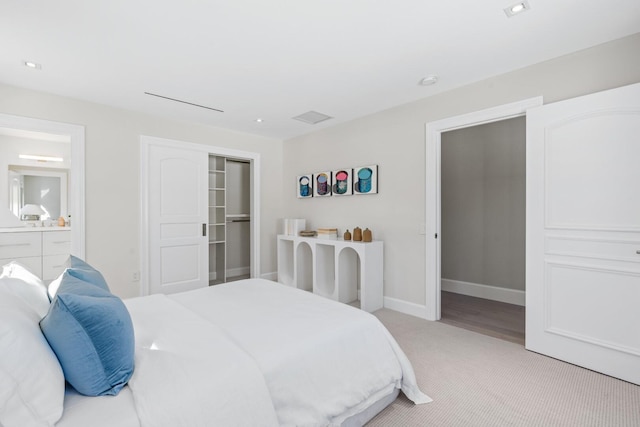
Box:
[439, 291, 525, 345]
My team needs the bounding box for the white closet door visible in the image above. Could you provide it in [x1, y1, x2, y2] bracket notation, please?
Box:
[149, 145, 208, 294]
[526, 82, 640, 385]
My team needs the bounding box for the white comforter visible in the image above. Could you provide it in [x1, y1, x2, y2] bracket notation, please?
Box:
[169, 279, 431, 426]
[124, 294, 279, 427]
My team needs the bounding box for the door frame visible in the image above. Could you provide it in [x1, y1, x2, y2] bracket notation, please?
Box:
[0, 113, 85, 258]
[140, 135, 261, 296]
[424, 97, 542, 321]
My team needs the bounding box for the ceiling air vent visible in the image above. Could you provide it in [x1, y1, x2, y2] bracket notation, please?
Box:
[144, 92, 224, 113]
[292, 111, 333, 125]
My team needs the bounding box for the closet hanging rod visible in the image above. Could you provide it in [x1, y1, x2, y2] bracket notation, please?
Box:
[226, 218, 251, 223]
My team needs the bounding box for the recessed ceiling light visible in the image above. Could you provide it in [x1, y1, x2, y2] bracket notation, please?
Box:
[419, 75, 439, 86]
[23, 61, 42, 70]
[255, 118, 263, 123]
[504, 1, 530, 17]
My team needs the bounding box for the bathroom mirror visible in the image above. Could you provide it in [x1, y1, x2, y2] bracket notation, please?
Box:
[0, 125, 72, 226]
[8, 166, 69, 221]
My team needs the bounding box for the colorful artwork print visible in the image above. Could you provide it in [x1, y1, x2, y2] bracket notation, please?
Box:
[297, 174, 313, 198]
[314, 172, 332, 197]
[354, 165, 378, 195]
[331, 169, 353, 196]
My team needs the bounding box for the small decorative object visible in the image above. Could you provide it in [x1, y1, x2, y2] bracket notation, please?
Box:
[58, 216, 66, 227]
[279, 218, 306, 235]
[343, 229, 352, 241]
[363, 228, 372, 242]
[297, 175, 313, 198]
[299, 230, 317, 237]
[354, 165, 378, 195]
[317, 228, 338, 240]
[314, 172, 332, 197]
[353, 227, 362, 241]
[332, 169, 353, 196]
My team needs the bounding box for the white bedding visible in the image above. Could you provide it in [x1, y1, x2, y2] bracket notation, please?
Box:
[124, 294, 279, 427]
[56, 279, 430, 426]
[56, 386, 139, 427]
[170, 279, 431, 426]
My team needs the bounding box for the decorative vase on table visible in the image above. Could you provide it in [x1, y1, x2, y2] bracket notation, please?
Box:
[353, 227, 362, 242]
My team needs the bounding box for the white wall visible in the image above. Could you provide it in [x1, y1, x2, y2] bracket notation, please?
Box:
[282, 33, 640, 308]
[0, 85, 284, 299]
[441, 117, 525, 292]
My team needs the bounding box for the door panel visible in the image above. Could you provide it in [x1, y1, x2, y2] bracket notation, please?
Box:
[160, 244, 202, 284]
[545, 262, 640, 353]
[527, 82, 640, 385]
[160, 158, 203, 216]
[149, 145, 208, 294]
[545, 113, 640, 230]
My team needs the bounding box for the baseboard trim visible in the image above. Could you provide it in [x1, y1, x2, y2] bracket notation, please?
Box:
[228, 266, 250, 278]
[260, 271, 277, 281]
[441, 278, 525, 306]
[383, 297, 430, 320]
[210, 267, 252, 281]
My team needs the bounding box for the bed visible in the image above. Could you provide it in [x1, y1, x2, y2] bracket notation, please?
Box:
[0, 259, 431, 427]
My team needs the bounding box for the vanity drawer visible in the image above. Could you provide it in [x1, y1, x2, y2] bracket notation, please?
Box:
[0, 232, 42, 259]
[0, 256, 42, 278]
[43, 254, 70, 282]
[43, 231, 72, 256]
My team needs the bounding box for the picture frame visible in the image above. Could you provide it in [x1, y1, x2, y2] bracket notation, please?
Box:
[353, 165, 378, 195]
[331, 169, 353, 196]
[313, 171, 332, 197]
[297, 174, 313, 198]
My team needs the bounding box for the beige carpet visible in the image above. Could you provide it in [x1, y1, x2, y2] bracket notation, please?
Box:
[367, 309, 640, 427]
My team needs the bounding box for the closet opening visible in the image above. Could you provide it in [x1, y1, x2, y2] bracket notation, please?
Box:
[208, 156, 251, 285]
[438, 116, 526, 345]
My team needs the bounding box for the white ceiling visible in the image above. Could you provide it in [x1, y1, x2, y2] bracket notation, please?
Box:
[1, 1, 639, 140]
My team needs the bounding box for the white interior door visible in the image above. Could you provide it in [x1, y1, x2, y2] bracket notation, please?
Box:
[149, 144, 208, 294]
[526, 82, 640, 385]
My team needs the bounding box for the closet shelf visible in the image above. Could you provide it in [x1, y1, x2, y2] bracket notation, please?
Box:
[209, 240, 225, 244]
[209, 188, 225, 191]
[208, 205, 226, 208]
[208, 170, 225, 174]
[208, 223, 225, 226]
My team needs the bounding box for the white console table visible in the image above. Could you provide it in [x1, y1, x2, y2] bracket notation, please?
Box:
[277, 234, 383, 312]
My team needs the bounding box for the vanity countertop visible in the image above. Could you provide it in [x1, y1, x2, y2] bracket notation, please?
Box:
[0, 226, 71, 233]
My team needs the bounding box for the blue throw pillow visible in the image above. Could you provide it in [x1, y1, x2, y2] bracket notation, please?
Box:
[65, 255, 110, 292]
[39, 274, 135, 396]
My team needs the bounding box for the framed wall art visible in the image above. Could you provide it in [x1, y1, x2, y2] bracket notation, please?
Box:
[313, 171, 332, 197]
[331, 169, 353, 196]
[297, 174, 313, 198]
[353, 165, 378, 195]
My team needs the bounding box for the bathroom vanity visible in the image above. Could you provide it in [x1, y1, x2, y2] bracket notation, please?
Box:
[0, 227, 72, 282]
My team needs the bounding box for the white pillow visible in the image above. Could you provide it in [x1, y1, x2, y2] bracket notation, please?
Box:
[0, 291, 65, 427]
[0, 261, 50, 319]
